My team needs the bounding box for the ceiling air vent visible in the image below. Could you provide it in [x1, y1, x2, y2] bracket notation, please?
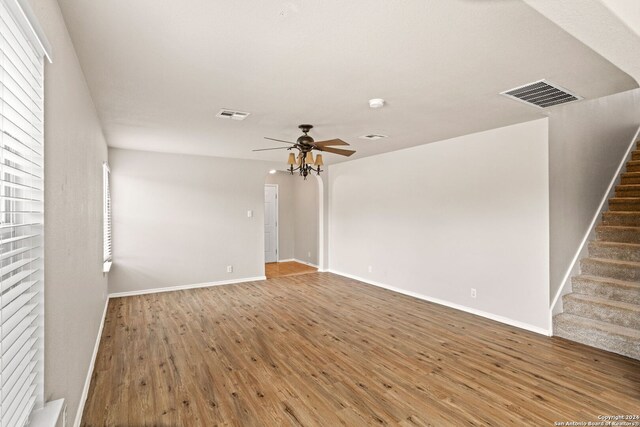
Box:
[500, 80, 582, 109]
[216, 109, 250, 121]
[358, 134, 388, 140]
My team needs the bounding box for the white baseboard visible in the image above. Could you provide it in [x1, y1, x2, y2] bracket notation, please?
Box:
[276, 258, 319, 269]
[549, 124, 640, 329]
[108, 276, 267, 298]
[73, 297, 109, 427]
[327, 269, 551, 336]
[292, 258, 319, 268]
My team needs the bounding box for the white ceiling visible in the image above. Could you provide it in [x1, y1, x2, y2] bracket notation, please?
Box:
[56, 0, 636, 165]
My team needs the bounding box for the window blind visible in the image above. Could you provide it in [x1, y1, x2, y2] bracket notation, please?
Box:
[0, 0, 44, 425]
[103, 163, 111, 271]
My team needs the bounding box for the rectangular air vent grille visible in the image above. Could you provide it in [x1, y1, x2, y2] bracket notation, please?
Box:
[359, 134, 388, 140]
[500, 80, 582, 109]
[216, 109, 250, 120]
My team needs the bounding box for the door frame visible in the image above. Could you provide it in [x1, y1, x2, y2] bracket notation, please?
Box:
[264, 183, 279, 263]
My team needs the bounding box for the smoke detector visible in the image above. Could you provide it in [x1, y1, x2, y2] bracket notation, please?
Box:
[368, 98, 385, 109]
[500, 80, 582, 109]
[359, 134, 388, 140]
[216, 109, 251, 121]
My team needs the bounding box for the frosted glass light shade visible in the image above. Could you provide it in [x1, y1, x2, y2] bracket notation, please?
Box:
[305, 152, 314, 164]
[314, 154, 324, 166]
[287, 153, 296, 165]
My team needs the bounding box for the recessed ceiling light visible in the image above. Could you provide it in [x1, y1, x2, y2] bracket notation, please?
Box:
[359, 134, 388, 140]
[269, 169, 277, 174]
[368, 98, 385, 109]
[216, 109, 250, 121]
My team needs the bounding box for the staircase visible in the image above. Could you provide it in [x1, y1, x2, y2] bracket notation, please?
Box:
[554, 140, 640, 360]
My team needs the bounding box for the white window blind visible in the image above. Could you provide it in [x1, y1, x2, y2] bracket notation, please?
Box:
[0, 0, 44, 425]
[103, 163, 111, 271]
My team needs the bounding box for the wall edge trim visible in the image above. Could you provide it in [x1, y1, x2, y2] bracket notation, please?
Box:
[108, 276, 267, 298]
[292, 259, 319, 268]
[327, 269, 551, 336]
[73, 297, 109, 427]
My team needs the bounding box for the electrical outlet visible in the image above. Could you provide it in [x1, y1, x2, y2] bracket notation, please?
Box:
[226, 265, 233, 273]
[308, 251, 311, 258]
[368, 265, 373, 273]
[247, 210, 253, 218]
[470, 288, 477, 298]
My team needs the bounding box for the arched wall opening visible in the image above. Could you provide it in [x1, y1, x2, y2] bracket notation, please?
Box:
[263, 171, 324, 275]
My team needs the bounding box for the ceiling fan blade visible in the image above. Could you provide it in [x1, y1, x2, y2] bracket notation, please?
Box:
[314, 138, 350, 147]
[264, 137, 296, 145]
[316, 146, 356, 157]
[252, 147, 291, 152]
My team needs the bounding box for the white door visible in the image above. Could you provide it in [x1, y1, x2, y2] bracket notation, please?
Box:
[264, 185, 278, 263]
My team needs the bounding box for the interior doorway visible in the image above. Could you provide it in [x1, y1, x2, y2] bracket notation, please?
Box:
[264, 171, 321, 278]
[264, 184, 278, 263]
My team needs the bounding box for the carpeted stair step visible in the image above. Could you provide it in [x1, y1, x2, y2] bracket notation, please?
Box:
[609, 197, 640, 211]
[563, 293, 640, 329]
[554, 313, 640, 360]
[616, 184, 640, 198]
[602, 211, 640, 227]
[588, 241, 640, 262]
[596, 225, 640, 244]
[621, 172, 640, 185]
[628, 161, 640, 173]
[572, 275, 640, 305]
[580, 257, 640, 281]
[556, 140, 640, 358]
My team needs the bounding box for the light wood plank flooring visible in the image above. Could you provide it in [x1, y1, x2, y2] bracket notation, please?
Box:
[265, 261, 317, 279]
[82, 273, 640, 426]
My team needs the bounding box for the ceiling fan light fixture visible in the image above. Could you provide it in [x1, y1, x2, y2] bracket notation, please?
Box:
[305, 152, 314, 164]
[258, 124, 354, 179]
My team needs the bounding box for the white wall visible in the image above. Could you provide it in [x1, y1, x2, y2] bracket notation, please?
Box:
[524, 0, 640, 84]
[549, 88, 640, 305]
[328, 119, 550, 332]
[265, 172, 295, 260]
[600, 0, 640, 37]
[108, 148, 279, 294]
[27, 0, 109, 421]
[294, 177, 320, 265]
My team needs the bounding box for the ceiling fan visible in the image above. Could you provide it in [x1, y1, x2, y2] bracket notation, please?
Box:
[253, 124, 355, 178]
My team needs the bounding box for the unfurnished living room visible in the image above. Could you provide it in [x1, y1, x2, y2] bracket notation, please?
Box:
[1, 0, 640, 426]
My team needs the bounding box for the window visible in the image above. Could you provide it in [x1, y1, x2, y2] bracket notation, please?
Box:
[103, 162, 112, 272]
[0, 0, 48, 425]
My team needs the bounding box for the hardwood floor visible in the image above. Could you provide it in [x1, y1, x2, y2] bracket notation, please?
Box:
[82, 273, 640, 426]
[265, 261, 317, 279]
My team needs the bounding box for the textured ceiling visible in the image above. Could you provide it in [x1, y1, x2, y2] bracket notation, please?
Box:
[55, 0, 637, 165]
